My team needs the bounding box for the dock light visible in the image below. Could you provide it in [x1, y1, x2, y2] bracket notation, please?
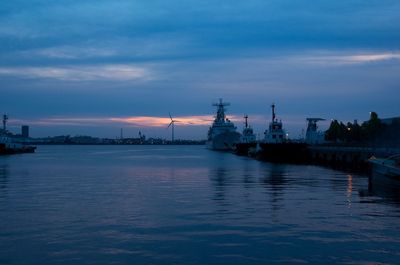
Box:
[347, 127, 351, 131]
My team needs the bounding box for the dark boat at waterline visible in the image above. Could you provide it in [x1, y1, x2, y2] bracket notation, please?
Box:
[258, 142, 309, 163]
[257, 104, 310, 163]
[0, 137, 36, 155]
[369, 155, 400, 188]
[235, 115, 257, 156]
[235, 142, 257, 156]
[0, 143, 36, 155]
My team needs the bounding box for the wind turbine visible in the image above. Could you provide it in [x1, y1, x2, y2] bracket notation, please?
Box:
[167, 113, 180, 142]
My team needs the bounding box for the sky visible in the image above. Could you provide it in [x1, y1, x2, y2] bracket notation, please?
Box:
[0, 0, 399, 139]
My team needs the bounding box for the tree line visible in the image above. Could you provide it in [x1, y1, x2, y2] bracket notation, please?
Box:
[325, 112, 400, 146]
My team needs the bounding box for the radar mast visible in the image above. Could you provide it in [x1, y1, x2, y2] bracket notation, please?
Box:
[212, 98, 230, 122]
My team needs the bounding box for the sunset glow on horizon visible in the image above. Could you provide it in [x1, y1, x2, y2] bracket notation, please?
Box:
[11, 114, 256, 128]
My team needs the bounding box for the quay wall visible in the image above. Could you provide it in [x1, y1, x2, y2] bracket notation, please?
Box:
[308, 146, 400, 169]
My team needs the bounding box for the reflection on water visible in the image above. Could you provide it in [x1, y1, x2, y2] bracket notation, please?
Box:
[347, 174, 353, 208]
[0, 164, 8, 193]
[261, 164, 288, 188]
[359, 173, 400, 206]
[0, 145, 400, 265]
[210, 168, 228, 204]
[260, 164, 287, 221]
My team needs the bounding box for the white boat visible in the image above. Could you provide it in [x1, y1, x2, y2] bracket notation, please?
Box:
[206, 99, 241, 151]
[369, 155, 400, 184]
[235, 115, 257, 156]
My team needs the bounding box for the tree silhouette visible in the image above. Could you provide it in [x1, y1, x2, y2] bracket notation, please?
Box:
[325, 113, 382, 144]
[361, 112, 382, 141]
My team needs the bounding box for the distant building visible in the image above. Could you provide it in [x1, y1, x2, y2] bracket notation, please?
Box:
[381, 117, 400, 125]
[380, 116, 400, 147]
[21, 125, 29, 138]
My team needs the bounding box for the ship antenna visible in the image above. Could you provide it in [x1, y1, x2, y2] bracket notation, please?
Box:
[212, 98, 230, 122]
[271, 103, 276, 122]
[2, 114, 8, 131]
[244, 114, 248, 128]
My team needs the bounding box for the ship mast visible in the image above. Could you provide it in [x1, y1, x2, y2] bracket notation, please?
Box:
[2, 114, 8, 131]
[244, 114, 248, 128]
[271, 103, 276, 122]
[213, 98, 230, 122]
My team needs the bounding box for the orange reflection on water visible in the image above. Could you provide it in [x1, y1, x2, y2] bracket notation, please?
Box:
[347, 174, 353, 209]
[347, 175, 353, 197]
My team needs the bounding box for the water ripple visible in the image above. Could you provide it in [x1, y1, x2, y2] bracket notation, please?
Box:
[0, 145, 399, 265]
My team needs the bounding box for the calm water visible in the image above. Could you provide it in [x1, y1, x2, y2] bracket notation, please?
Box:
[1, 145, 400, 265]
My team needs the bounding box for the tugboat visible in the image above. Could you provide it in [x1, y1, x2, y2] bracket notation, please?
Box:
[235, 115, 257, 156]
[207, 99, 241, 151]
[258, 104, 308, 163]
[0, 114, 36, 155]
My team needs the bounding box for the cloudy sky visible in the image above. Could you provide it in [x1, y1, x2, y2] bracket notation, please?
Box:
[1, 0, 399, 139]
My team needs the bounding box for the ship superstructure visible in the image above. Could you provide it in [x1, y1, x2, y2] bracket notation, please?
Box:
[305, 118, 325, 145]
[263, 104, 286, 143]
[240, 115, 256, 143]
[0, 114, 36, 155]
[207, 99, 241, 150]
[258, 104, 308, 163]
[235, 115, 257, 156]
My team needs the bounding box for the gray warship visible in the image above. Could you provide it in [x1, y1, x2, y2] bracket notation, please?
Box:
[206, 99, 241, 151]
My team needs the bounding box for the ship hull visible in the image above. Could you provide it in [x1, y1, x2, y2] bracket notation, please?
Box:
[369, 159, 400, 188]
[0, 143, 36, 155]
[235, 142, 257, 156]
[258, 142, 309, 163]
[207, 132, 241, 151]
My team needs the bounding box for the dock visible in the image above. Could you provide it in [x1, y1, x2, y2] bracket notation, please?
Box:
[309, 145, 400, 169]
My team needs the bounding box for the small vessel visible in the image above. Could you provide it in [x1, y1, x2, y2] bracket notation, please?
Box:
[258, 104, 308, 163]
[235, 115, 257, 156]
[207, 99, 241, 151]
[0, 135, 36, 155]
[369, 155, 400, 187]
[0, 114, 36, 155]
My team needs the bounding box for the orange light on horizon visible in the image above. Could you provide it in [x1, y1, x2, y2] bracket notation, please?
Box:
[11, 115, 215, 127]
[109, 115, 215, 127]
[9, 114, 264, 127]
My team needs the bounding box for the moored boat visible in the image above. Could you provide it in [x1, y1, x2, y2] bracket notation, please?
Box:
[235, 115, 257, 156]
[258, 104, 309, 163]
[206, 99, 241, 151]
[0, 136, 36, 155]
[368, 155, 400, 188]
[0, 114, 36, 155]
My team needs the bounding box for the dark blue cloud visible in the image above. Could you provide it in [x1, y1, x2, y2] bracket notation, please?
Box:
[0, 0, 399, 137]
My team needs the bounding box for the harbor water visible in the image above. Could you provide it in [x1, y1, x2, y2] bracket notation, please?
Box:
[1, 145, 399, 264]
